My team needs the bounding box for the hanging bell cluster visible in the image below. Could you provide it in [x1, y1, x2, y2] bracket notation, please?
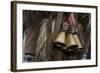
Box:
[53, 14, 83, 52]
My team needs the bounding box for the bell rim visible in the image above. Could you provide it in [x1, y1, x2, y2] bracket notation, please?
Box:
[67, 45, 78, 51]
[53, 42, 66, 48]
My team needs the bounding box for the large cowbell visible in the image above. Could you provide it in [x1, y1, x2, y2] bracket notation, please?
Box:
[53, 31, 66, 48]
